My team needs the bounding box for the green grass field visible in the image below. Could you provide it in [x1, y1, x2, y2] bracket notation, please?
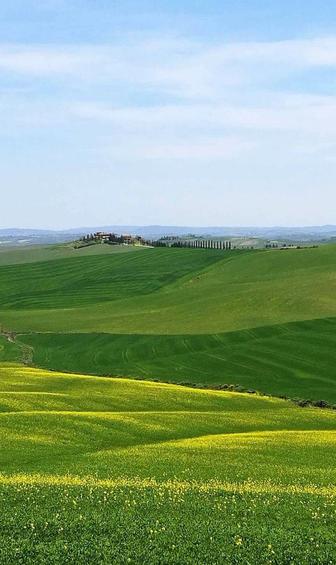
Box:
[0, 243, 335, 401]
[0, 245, 335, 336]
[1, 243, 336, 562]
[0, 247, 224, 311]
[0, 364, 335, 563]
[21, 316, 336, 403]
[0, 241, 142, 266]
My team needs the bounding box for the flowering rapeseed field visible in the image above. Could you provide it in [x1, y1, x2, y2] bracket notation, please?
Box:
[0, 364, 335, 563]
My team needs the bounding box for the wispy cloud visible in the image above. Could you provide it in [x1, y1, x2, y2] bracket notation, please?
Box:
[73, 94, 336, 135]
[99, 134, 255, 161]
[2, 36, 336, 161]
[0, 45, 90, 75]
[1, 36, 336, 89]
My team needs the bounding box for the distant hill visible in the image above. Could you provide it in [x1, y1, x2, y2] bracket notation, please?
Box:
[0, 229, 82, 247]
[1, 224, 336, 245]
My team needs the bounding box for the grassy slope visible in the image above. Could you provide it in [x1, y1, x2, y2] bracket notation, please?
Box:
[1, 245, 335, 562]
[0, 245, 335, 334]
[0, 364, 335, 563]
[22, 316, 336, 403]
[1, 364, 335, 484]
[0, 248, 223, 311]
[0, 241, 142, 266]
[0, 244, 335, 401]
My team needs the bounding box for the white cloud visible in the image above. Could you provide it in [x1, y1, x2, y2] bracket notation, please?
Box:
[2, 36, 336, 162]
[1, 36, 336, 91]
[102, 135, 255, 161]
[0, 45, 89, 74]
[73, 94, 336, 136]
[204, 37, 336, 67]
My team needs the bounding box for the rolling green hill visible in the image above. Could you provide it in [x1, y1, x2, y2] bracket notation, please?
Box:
[0, 241, 142, 266]
[0, 247, 223, 311]
[0, 243, 335, 402]
[0, 245, 335, 335]
[0, 364, 335, 563]
[21, 316, 336, 403]
[1, 243, 336, 562]
[3, 364, 335, 477]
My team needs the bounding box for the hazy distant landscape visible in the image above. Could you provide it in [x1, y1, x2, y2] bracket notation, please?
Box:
[2, 224, 336, 247]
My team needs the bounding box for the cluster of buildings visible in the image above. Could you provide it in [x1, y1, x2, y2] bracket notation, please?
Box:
[86, 232, 146, 245]
[82, 232, 234, 251]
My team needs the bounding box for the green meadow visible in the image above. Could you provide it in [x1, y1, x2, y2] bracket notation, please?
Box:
[0, 243, 336, 562]
[0, 245, 335, 335]
[22, 316, 336, 403]
[0, 240, 142, 266]
[0, 364, 335, 563]
[0, 243, 335, 401]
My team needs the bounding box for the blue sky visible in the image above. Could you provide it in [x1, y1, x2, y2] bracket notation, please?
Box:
[1, 1, 336, 228]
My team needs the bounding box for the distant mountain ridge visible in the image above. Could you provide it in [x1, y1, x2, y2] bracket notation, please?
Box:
[1, 225, 336, 243]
